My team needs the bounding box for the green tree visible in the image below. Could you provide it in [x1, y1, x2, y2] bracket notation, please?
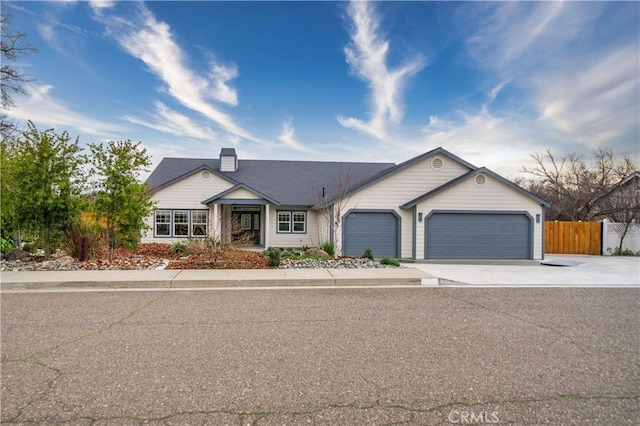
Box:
[1, 122, 85, 257]
[88, 140, 154, 250]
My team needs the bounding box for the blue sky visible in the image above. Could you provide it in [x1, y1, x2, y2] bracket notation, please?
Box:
[5, 1, 639, 179]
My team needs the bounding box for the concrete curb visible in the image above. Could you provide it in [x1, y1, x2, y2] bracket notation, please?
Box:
[0, 268, 435, 290]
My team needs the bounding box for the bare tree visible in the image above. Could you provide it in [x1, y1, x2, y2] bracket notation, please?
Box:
[314, 167, 354, 256]
[521, 147, 638, 222]
[1, 12, 37, 139]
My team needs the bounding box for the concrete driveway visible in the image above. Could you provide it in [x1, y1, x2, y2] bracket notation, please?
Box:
[406, 255, 640, 286]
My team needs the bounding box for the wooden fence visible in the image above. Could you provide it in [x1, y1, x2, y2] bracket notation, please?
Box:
[545, 221, 601, 255]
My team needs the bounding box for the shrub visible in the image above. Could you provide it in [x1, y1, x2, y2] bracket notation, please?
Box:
[320, 241, 335, 257]
[608, 247, 640, 256]
[380, 257, 400, 267]
[61, 219, 109, 260]
[362, 248, 374, 261]
[0, 237, 13, 254]
[171, 241, 186, 254]
[263, 247, 282, 267]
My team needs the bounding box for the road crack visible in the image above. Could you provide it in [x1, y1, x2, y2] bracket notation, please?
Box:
[1, 292, 166, 424]
[442, 294, 640, 367]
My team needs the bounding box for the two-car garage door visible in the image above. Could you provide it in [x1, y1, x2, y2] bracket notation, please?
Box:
[425, 212, 531, 259]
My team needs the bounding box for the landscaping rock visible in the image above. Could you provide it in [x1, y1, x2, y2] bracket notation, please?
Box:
[57, 255, 76, 267]
[305, 248, 330, 258]
[6, 248, 31, 261]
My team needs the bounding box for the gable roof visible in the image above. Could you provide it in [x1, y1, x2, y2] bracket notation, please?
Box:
[201, 183, 280, 205]
[400, 167, 551, 209]
[317, 147, 477, 207]
[146, 157, 394, 206]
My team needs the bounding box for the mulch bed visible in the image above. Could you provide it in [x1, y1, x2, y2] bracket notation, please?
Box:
[133, 243, 271, 270]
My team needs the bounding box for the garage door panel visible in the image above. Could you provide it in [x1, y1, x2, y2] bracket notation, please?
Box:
[426, 213, 530, 259]
[344, 212, 398, 258]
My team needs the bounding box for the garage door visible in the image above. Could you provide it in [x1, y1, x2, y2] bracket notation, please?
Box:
[426, 212, 531, 259]
[343, 211, 398, 258]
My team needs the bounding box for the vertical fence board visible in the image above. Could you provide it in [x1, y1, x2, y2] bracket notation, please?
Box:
[545, 221, 601, 255]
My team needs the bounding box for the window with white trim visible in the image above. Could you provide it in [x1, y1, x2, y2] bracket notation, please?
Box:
[277, 210, 306, 234]
[155, 210, 171, 236]
[191, 211, 208, 236]
[174, 211, 189, 236]
[277, 212, 291, 232]
[153, 209, 208, 237]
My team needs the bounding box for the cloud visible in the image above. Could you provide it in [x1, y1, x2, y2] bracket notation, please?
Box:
[123, 101, 218, 141]
[534, 45, 639, 150]
[337, 1, 425, 140]
[464, 2, 602, 77]
[278, 118, 317, 153]
[418, 107, 547, 178]
[6, 83, 127, 138]
[95, 3, 267, 145]
[450, 1, 639, 160]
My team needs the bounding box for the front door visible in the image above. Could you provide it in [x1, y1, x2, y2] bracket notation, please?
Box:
[231, 212, 260, 244]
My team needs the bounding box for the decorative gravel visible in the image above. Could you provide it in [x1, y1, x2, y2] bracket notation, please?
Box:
[0, 259, 82, 272]
[278, 258, 401, 269]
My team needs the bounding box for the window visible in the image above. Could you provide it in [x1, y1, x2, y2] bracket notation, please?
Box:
[293, 212, 306, 233]
[191, 211, 208, 236]
[155, 210, 171, 236]
[278, 212, 291, 232]
[277, 211, 306, 234]
[173, 211, 189, 236]
[153, 209, 208, 237]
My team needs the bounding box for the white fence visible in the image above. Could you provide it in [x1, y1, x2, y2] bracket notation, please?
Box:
[602, 221, 640, 255]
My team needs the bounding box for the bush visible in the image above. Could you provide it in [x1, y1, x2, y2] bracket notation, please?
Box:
[263, 247, 282, 267]
[320, 241, 335, 257]
[61, 219, 109, 260]
[0, 237, 13, 254]
[362, 248, 374, 261]
[608, 247, 640, 256]
[380, 257, 400, 267]
[171, 241, 186, 254]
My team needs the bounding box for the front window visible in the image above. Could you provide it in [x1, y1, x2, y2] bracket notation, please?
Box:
[153, 209, 208, 237]
[278, 212, 291, 232]
[191, 211, 207, 236]
[174, 211, 189, 236]
[155, 210, 171, 236]
[277, 210, 306, 234]
[293, 212, 306, 233]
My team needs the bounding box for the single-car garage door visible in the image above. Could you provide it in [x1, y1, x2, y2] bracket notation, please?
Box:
[344, 211, 399, 258]
[426, 212, 531, 259]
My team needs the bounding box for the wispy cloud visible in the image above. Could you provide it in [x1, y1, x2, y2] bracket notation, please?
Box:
[123, 101, 218, 141]
[534, 45, 639, 151]
[337, 1, 425, 140]
[278, 118, 316, 153]
[418, 107, 548, 178]
[446, 1, 639, 158]
[7, 83, 127, 138]
[95, 3, 267, 145]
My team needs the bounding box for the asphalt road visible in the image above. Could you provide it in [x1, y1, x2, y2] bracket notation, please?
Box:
[1, 287, 639, 425]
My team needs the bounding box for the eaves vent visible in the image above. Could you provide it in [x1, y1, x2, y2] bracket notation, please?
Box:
[431, 157, 444, 170]
[474, 174, 487, 186]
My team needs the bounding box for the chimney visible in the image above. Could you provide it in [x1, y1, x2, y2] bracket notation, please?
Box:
[219, 148, 238, 172]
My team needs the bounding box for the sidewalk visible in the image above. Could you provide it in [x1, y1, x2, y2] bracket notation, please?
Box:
[0, 268, 435, 290]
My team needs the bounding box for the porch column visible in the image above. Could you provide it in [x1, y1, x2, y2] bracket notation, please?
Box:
[264, 204, 270, 248]
[211, 204, 219, 241]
